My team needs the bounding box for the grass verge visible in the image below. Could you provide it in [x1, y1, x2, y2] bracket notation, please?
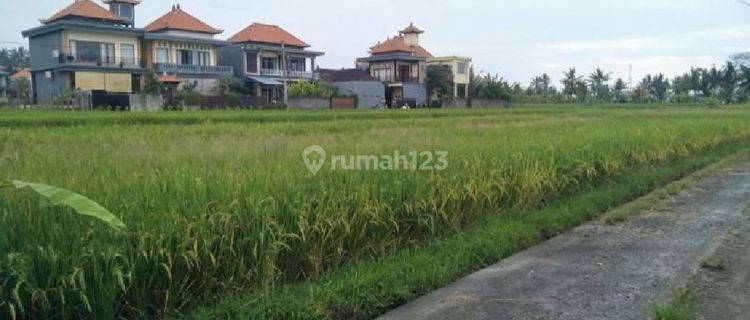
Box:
[179, 142, 746, 320]
[648, 286, 697, 320]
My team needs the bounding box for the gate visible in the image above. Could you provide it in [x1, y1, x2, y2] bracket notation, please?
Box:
[91, 91, 131, 110]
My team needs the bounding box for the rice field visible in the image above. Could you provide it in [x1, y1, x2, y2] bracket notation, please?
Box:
[2, 106, 750, 319]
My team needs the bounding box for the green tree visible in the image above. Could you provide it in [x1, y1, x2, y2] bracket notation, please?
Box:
[425, 65, 453, 102]
[719, 61, 738, 103]
[288, 80, 338, 98]
[561, 68, 581, 99]
[588, 68, 611, 102]
[0, 47, 30, 73]
[142, 69, 162, 95]
[612, 78, 627, 103]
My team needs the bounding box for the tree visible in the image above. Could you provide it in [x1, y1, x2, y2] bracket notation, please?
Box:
[288, 80, 338, 98]
[217, 75, 245, 96]
[672, 73, 692, 103]
[0, 47, 30, 73]
[719, 61, 738, 103]
[425, 65, 453, 102]
[643, 74, 670, 102]
[528, 73, 552, 96]
[612, 78, 627, 103]
[142, 69, 163, 95]
[9, 77, 31, 105]
[471, 73, 512, 101]
[561, 68, 581, 99]
[588, 68, 611, 102]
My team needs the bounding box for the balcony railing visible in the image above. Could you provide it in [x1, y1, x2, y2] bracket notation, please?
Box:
[154, 63, 233, 76]
[58, 53, 143, 69]
[260, 69, 313, 79]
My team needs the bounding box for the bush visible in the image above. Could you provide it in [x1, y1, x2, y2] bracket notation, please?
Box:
[703, 96, 720, 109]
[175, 81, 201, 107]
[288, 80, 338, 98]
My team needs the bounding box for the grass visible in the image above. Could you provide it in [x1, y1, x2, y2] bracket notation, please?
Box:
[1, 105, 750, 319]
[649, 286, 697, 320]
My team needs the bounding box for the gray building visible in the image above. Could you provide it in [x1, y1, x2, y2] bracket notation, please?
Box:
[318, 68, 385, 109]
[0, 67, 8, 100]
[22, 0, 145, 103]
[218, 23, 324, 103]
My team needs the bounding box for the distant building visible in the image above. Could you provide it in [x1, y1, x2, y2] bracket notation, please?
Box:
[356, 23, 432, 108]
[218, 23, 324, 103]
[143, 4, 232, 97]
[22, 0, 145, 103]
[318, 68, 385, 108]
[427, 56, 472, 99]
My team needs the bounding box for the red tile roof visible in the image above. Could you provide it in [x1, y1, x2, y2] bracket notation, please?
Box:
[145, 5, 222, 34]
[370, 36, 432, 58]
[11, 68, 31, 80]
[43, 0, 127, 24]
[159, 74, 183, 83]
[228, 23, 310, 47]
[400, 23, 424, 34]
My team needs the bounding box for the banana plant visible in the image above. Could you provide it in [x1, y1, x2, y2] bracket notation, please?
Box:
[2, 180, 126, 230]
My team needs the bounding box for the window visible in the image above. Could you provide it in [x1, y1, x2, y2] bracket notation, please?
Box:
[373, 68, 392, 82]
[177, 50, 210, 66]
[457, 62, 468, 75]
[155, 48, 169, 63]
[288, 58, 305, 72]
[70, 40, 115, 64]
[262, 58, 276, 70]
[246, 52, 258, 73]
[116, 4, 133, 20]
[121, 44, 134, 66]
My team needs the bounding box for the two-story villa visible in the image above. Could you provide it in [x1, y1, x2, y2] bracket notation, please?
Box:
[356, 23, 432, 108]
[22, 0, 144, 103]
[427, 56, 472, 99]
[143, 5, 232, 96]
[218, 23, 324, 102]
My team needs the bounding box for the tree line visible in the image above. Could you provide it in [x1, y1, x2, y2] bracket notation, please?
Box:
[469, 52, 750, 106]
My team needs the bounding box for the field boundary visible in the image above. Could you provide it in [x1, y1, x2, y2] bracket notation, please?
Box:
[181, 140, 750, 319]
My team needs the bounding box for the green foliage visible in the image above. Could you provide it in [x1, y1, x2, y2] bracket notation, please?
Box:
[175, 81, 201, 106]
[703, 96, 720, 109]
[2, 107, 750, 319]
[471, 73, 513, 101]
[288, 80, 338, 98]
[217, 75, 246, 97]
[426, 65, 453, 101]
[0, 47, 30, 73]
[4, 180, 125, 230]
[649, 286, 697, 320]
[54, 88, 75, 105]
[142, 69, 162, 95]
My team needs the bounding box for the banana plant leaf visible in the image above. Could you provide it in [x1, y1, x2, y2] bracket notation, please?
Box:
[6, 180, 126, 230]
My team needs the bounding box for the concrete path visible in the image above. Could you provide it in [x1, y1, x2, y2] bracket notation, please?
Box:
[378, 161, 750, 320]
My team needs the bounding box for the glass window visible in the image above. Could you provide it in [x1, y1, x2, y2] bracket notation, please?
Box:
[178, 50, 210, 66]
[457, 62, 468, 74]
[70, 40, 114, 63]
[121, 44, 134, 66]
[373, 68, 391, 82]
[155, 48, 169, 63]
[246, 52, 258, 73]
[262, 58, 276, 70]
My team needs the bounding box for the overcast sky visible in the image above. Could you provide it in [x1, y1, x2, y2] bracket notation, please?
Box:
[2, 0, 750, 85]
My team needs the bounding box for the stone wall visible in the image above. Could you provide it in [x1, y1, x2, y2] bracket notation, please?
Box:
[287, 97, 330, 109]
[129, 94, 163, 111]
[331, 81, 385, 109]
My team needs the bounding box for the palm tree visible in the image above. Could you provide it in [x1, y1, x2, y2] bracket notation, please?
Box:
[588, 68, 612, 102]
[612, 78, 626, 103]
[561, 68, 581, 99]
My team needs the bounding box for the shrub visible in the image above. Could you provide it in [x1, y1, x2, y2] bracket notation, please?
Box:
[288, 80, 338, 98]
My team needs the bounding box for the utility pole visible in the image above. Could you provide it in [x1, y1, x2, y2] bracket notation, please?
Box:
[281, 42, 289, 108]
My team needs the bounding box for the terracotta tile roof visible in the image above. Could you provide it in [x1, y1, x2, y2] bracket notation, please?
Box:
[145, 5, 222, 34]
[43, 0, 127, 24]
[370, 36, 432, 58]
[159, 74, 183, 83]
[400, 23, 424, 34]
[228, 23, 310, 47]
[11, 68, 31, 80]
[102, 0, 141, 4]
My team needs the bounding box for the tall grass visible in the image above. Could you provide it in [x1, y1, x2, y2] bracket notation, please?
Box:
[1, 106, 749, 319]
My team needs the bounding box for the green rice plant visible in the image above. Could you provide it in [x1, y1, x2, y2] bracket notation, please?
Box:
[0, 105, 749, 319]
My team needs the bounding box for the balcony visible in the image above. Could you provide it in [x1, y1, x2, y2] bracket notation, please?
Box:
[154, 63, 233, 76]
[58, 53, 143, 69]
[260, 69, 313, 79]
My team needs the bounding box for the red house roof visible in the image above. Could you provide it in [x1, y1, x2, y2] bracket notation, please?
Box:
[370, 36, 432, 58]
[228, 23, 309, 47]
[11, 68, 31, 80]
[43, 0, 127, 24]
[145, 5, 222, 34]
[400, 23, 424, 34]
[102, 0, 141, 4]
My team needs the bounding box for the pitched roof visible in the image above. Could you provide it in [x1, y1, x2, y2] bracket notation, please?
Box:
[370, 36, 432, 58]
[400, 23, 424, 34]
[145, 5, 222, 34]
[228, 23, 310, 47]
[43, 0, 127, 24]
[318, 68, 376, 82]
[11, 68, 31, 80]
[102, 0, 141, 4]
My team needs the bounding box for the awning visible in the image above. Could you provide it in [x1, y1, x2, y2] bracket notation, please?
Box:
[246, 75, 283, 86]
